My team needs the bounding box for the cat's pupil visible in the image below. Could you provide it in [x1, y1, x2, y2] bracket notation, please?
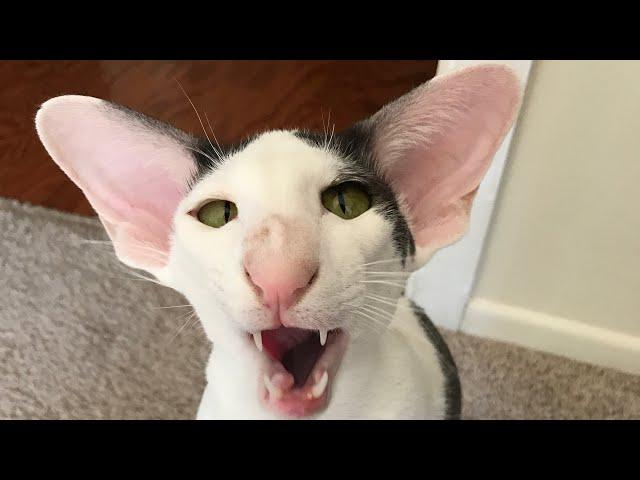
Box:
[337, 190, 346, 215]
[224, 201, 231, 223]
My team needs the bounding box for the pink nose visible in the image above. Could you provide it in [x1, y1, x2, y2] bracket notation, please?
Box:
[244, 260, 318, 311]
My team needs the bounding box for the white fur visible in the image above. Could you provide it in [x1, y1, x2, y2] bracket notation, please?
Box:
[155, 131, 448, 419]
[197, 298, 447, 419]
[37, 65, 523, 419]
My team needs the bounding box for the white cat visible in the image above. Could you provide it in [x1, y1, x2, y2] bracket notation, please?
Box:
[35, 64, 521, 419]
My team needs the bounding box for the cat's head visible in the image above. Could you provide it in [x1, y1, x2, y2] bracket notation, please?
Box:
[35, 65, 521, 418]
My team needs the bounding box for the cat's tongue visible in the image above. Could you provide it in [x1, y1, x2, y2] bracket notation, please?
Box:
[262, 327, 321, 387]
[258, 327, 348, 418]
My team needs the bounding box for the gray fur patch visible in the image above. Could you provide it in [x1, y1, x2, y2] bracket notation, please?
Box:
[104, 100, 256, 189]
[295, 127, 416, 263]
[410, 300, 462, 419]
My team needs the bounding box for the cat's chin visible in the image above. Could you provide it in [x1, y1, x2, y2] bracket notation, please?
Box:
[248, 327, 349, 418]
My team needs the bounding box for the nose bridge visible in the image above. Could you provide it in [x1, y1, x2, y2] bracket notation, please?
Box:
[260, 214, 288, 253]
[244, 214, 317, 265]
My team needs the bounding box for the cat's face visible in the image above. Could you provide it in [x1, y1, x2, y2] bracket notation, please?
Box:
[167, 130, 410, 416]
[35, 65, 521, 418]
[172, 130, 405, 338]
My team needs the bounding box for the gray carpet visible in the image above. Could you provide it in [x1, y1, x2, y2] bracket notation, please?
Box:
[2, 197, 640, 420]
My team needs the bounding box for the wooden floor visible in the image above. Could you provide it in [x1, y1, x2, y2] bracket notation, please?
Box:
[0, 60, 437, 215]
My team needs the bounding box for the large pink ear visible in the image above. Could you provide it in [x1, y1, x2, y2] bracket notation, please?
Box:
[35, 96, 199, 274]
[371, 65, 522, 267]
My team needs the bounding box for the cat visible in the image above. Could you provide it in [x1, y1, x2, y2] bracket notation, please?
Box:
[35, 64, 521, 419]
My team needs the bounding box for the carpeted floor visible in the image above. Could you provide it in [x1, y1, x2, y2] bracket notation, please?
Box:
[2, 197, 640, 420]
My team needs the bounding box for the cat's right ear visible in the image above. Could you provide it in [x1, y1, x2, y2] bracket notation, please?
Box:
[366, 65, 522, 269]
[35, 96, 199, 276]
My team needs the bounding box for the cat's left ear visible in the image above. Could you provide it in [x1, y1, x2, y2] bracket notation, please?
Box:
[369, 64, 523, 268]
[35, 96, 199, 276]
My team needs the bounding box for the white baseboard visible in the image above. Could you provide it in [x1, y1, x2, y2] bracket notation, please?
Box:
[461, 297, 640, 376]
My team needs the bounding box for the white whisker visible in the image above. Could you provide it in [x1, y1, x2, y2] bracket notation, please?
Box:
[78, 239, 112, 245]
[365, 293, 418, 308]
[321, 108, 328, 151]
[175, 78, 222, 159]
[185, 145, 219, 164]
[359, 280, 407, 289]
[364, 295, 404, 309]
[128, 244, 168, 258]
[348, 302, 394, 324]
[105, 275, 165, 288]
[361, 303, 397, 319]
[152, 304, 193, 310]
[358, 258, 403, 268]
[366, 292, 402, 300]
[167, 311, 198, 345]
[204, 112, 225, 160]
[364, 271, 412, 276]
[358, 303, 395, 321]
[113, 268, 165, 287]
[82, 239, 168, 261]
[350, 309, 388, 334]
[326, 110, 335, 151]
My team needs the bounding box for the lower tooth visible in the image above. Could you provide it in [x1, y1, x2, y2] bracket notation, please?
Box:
[311, 371, 329, 399]
[253, 332, 263, 352]
[263, 374, 283, 400]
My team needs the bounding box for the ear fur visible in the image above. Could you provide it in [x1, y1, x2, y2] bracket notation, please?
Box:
[369, 64, 523, 267]
[35, 96, 199, 275]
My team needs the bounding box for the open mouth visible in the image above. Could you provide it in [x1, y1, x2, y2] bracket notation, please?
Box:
[250, 327, 348, 418]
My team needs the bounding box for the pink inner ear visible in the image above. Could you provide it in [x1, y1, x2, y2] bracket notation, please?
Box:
[36, 96, 196, 270]
[374, 65, 522, 252]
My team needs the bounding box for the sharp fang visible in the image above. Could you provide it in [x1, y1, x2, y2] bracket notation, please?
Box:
[319, 329, 328, 346]
[253, 332, 263, 352]
[311, 371, 329, 399]
[264, 374, 283, 400]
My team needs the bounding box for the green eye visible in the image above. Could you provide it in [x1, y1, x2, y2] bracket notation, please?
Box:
[196, 200, 238, 228]
[321, 182, 371, 219]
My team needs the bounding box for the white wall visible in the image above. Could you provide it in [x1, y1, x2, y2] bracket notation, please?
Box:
[462, 60, 640, 375]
